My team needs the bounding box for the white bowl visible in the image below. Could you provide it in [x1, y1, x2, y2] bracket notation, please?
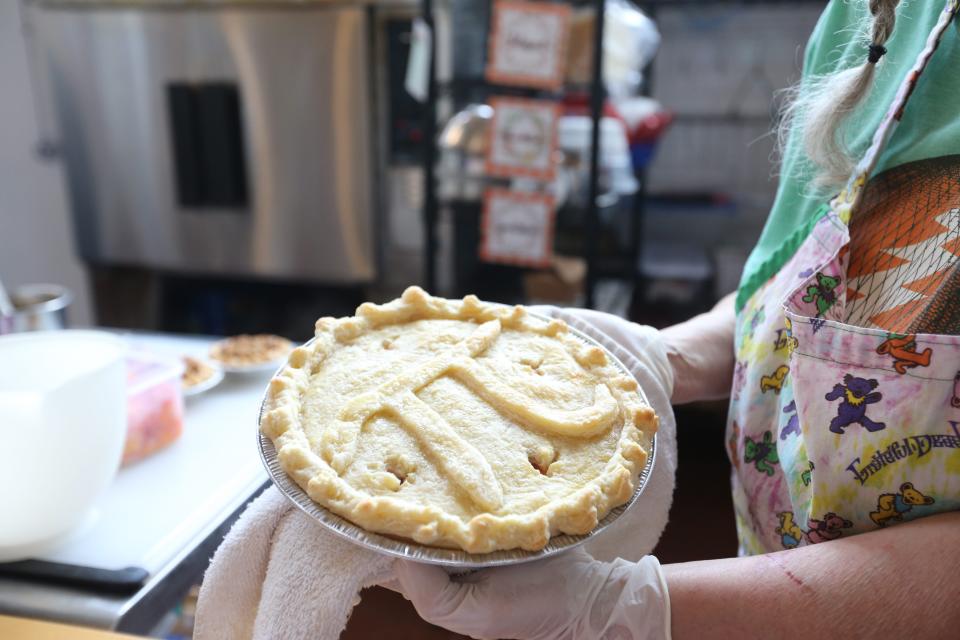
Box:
[0, 331, 127, 561]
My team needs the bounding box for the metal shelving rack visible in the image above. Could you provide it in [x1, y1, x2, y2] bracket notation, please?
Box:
[420, 0, 615, 309]
[419, 0, 825, 309]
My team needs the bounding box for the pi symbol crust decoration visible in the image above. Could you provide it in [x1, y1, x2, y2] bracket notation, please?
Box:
[323, 319, 621, 510]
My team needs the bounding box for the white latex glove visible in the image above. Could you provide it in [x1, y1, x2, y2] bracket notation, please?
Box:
[529, 306, 676, 563]
[537, 296, 736, 406]
[392, 308, 676, 639]
[395, 548, 671, 640]
[531, 306, 674, 400]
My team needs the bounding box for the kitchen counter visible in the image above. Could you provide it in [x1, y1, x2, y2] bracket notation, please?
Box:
[0, 333, 270, 634]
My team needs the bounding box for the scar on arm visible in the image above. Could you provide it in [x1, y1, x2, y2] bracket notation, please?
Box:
[762, 552, 815, 596]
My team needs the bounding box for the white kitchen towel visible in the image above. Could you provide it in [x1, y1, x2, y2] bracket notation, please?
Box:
[194, 311, 676, 639]
[194, 487, 394, 640]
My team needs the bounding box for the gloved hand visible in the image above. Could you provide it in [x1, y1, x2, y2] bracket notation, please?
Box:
[394, 548, 671, 640]
[527, 305, 677, 563]
[534, 300, 737, 406]
[531, 306, 674, 400]
[390, 307, 675, 640]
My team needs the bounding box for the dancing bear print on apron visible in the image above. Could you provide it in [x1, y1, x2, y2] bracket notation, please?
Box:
[728, 0, 960, 555]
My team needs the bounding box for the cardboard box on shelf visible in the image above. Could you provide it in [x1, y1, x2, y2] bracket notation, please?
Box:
[524, 255, 586, 306]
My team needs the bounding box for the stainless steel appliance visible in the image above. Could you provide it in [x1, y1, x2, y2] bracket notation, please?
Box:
[25, 0, 422, 284]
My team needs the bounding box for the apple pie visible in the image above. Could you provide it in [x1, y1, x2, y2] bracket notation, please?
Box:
[260, 287, 656, 553]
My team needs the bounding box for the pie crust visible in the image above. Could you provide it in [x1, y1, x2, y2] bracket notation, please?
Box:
[210, 334, 292, 367]
[260, 287, 657, 553]
[182, 356, 215, 389]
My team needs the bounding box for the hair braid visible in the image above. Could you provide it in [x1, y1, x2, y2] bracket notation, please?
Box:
[779, 0, 900, 191]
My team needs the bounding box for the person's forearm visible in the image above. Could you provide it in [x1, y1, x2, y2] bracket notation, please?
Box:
[660, 293, 736, 404]
[663, 510, 960, 639]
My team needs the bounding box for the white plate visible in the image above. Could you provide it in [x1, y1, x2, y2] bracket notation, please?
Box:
[182, 362, 225, 396]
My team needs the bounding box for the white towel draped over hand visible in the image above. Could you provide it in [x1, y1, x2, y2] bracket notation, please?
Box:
[194, 308, 677, 639]
[194, 487, 395, 640]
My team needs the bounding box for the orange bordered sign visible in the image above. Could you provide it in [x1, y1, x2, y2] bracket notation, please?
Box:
[486, 0, 571, 90]
[480, 188, 556, 268]
[485, 96, 560, 181]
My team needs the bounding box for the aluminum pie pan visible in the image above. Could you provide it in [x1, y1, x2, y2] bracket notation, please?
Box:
[256, 315, 657, 568]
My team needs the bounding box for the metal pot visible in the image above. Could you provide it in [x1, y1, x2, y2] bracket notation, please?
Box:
[437, 104, 494, 202]
[3, 284, 73, 333]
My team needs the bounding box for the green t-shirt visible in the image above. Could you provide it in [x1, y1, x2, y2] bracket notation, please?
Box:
[736, 0, 960, 312]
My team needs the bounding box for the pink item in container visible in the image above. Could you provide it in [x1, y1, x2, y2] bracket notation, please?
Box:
[124, 352, 184, 466]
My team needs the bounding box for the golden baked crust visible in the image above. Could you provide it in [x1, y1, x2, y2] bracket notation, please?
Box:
[182, 356, 215, 389]
[210, 334, 292, 367]
[260, 287, 657, 553]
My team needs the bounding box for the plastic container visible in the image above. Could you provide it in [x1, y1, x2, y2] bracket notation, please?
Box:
[124, 352, 185, 466]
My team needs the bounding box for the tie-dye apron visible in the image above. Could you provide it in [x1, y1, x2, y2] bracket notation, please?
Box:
[728, 0, 960, 554]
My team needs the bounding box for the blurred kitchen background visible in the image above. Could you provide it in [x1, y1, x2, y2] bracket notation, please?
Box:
[2, 0, 823, 338]
[0, 1, 824, 637]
